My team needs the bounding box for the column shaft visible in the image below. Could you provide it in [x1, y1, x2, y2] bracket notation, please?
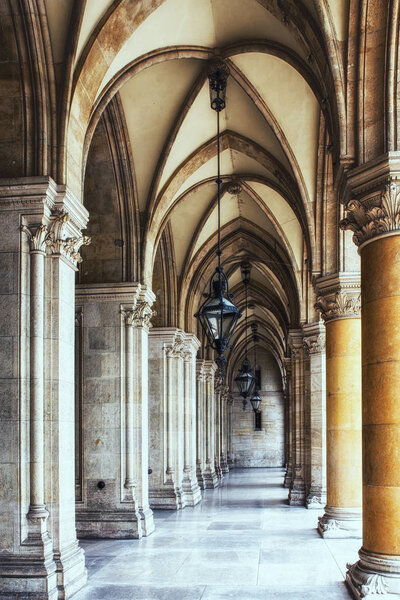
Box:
[318, 317, 362, 537]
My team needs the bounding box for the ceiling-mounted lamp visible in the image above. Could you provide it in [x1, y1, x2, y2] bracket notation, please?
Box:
[195, 60, 241, 380]
[235, 261, 254, 410]
[249, 322, 262, 414]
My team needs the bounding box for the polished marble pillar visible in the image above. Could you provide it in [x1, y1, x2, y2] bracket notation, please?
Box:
[315, 275, 362, 538]
[341, 175, 400, 598]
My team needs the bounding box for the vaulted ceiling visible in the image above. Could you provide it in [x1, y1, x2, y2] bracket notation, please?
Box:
[42, 0, 350, 375]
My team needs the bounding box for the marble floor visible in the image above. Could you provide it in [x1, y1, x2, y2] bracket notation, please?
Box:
[74, 468, 360, 599]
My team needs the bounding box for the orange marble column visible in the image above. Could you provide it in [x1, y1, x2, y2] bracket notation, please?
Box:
[315, 281, 362, 538]
[342, 178, 400, 598]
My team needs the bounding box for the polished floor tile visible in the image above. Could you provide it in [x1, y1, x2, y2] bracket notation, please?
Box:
[74, 468, 359, 600]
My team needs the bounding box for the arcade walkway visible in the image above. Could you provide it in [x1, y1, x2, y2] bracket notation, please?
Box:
[75, 469, 359, 599]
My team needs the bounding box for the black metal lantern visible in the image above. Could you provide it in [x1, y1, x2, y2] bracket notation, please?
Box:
[249, 322, 262, 414]
[196, 269, 240, 358]
[235, 262, 254, 409]
[250, 391, 262, 413]
[195, 60, 241, 379]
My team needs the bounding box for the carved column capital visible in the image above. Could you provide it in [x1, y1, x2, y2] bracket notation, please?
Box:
[315, 291, 360, 322]
[45, 210, 91, 268]
[21, 223, 49, 253]
[341, 177, 400, 249]
[131, 300, 155, 329]
[303, 334, 325, 355]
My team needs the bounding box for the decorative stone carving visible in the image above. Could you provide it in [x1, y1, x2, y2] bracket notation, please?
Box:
[46, 210, 91, 267]
[346, 560, 391, 599]
[315, 291, 361, 322]
[340, 181, 400, 247]
[165, 341, 186, 359]
[226, 182, 242, 195]
[21, 223, 48, 252]
[303, 334, 325, 354]
[132, 300, 155, 329]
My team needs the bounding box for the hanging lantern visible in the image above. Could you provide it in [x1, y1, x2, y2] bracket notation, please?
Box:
[234, 261, 254, 408]
[250, 390, 262, 413]
[249, 322, 262, 414]
[195, 59, 241, 379]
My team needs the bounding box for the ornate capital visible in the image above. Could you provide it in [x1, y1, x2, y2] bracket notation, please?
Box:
[340, 181, 400, 247]
[315, 291, 360, 322]
[132, 300, 155, 329]
[46, 211, 91, 267]
[21, 223, 49, 253]
[165, 341, 185, 359]
[303, 334, 325, 355]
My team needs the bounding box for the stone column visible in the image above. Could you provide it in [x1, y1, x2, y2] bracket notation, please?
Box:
[288, 331, 306, 505]
[315, 275, 362, 537]
[283, 358, 293, 488]
[227, 395, 234, 467]
[196, 360, 206, 489]
[131, 291, 156, 535]
[0, 178, 88, 599]
[75, 283, 155, 539]
[148, 328, 200, 509]
[203, 361, 219, 488]
[342, 175, 400, 597]
[220, 386, 229, 474]
[182, 335, 201, 506]
[303, 322, 327, 509]
[214, 376, 223, 480]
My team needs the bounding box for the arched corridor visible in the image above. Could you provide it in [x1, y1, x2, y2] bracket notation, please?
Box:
[2, 1, 400, 599]
[75, 469, 359, 599]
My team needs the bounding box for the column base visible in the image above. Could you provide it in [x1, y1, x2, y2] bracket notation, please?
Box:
[227, 453, 234, 468]
[0, 517, 58, 599]
[149, 481, 185, 510]
[283, 467, 293, 488]
[215, 463, 223, 480]
[196, 464, 206, 490]
[76, 509, 144, 539]
[221, 455, 229, 474]
[182, 474, 202, 507]
[203, 465, 219, 489]
[346, 547, 400, 599]
[54, 540, 87, 599]
[306, 487, 327, 509]
[318, 506, 362, 538]
[288, 478, 306, 505]
[0, 555, 58, 600]
[139, 506, 155, 536]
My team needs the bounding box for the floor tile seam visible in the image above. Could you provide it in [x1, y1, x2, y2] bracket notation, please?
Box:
[321, 535, 348, 578]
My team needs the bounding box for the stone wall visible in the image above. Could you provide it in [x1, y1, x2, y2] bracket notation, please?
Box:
[231, 349, 285, 468]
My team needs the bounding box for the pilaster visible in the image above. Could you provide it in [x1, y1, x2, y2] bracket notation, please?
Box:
[287, 330, 306, 506]
[302, 322, 326, 509]
[196, 360, 206, 489]
[75, 283, 155, 539]
[202, 361, 219, 489]
[181, 334, 202, 507]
